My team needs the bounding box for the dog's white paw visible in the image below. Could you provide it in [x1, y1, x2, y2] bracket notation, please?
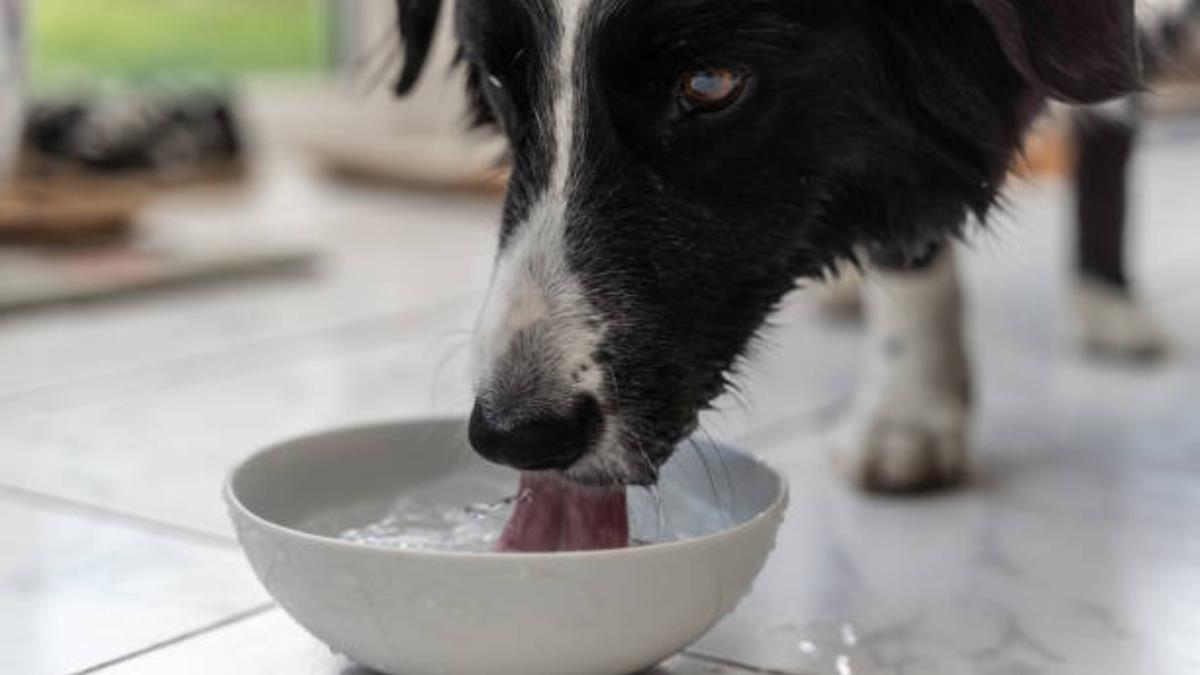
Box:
[1073, 277, 1169, 361]
[833, 248, 971, 493]
[832, 389, 970, 493]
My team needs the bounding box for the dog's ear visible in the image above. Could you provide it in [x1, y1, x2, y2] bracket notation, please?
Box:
[394, 0, 443, 96]
[972, 0, 1142, 103]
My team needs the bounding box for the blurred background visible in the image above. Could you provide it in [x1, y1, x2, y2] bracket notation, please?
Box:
[1, 0, 506, 314]
[1, 1, 1200, 674]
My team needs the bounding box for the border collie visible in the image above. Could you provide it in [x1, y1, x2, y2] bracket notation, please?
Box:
[393, 0, 1198, 494]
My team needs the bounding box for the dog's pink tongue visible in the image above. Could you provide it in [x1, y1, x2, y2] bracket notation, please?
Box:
[498, 472, 628, 552]
[497, 473, 566, 552]
[560, 481, 629, 551]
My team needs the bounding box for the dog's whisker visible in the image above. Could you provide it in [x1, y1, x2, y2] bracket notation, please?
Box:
[687, 437, 732, 528]
[697, 424, 737, 527]
[428, 338, 473, 411]
[601, 362, 622, 408]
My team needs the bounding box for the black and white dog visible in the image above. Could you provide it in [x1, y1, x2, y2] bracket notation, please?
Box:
[394, 0, 1198, 493]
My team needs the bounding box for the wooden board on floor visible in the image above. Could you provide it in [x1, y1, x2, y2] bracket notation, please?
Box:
[0, 238, 317, 313]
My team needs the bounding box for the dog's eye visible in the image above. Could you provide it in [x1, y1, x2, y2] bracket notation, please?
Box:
[679, 68, 747, 112]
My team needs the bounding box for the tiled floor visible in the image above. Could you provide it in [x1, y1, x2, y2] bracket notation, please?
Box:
[2, 119, 1200, 675]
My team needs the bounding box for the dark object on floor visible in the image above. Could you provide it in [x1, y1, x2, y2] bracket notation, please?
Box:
[23, 92, 244, 181]
[0, 241, 317, 314]
[0, 92, 248, 245]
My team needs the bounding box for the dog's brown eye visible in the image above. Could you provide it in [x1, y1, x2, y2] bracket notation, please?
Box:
[680, 68, 746, 111]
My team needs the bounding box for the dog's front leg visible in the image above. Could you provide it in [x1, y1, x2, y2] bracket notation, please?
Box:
[831, 246, 971, 492]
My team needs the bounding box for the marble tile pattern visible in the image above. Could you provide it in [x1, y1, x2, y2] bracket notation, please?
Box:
[96, 610, 762, 675]
[0, 495, 267, 675]
[1, 119, 1199, 674]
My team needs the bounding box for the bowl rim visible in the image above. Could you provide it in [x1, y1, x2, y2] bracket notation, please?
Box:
[225, 417, 790, 562]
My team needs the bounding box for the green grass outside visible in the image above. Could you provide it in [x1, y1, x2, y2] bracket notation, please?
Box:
[31, 0, 327, 90]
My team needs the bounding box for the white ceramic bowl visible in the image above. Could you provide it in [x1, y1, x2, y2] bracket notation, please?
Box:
[226, 419, 788, 675]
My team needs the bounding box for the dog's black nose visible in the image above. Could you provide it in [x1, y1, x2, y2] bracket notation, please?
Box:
[468, 396, 602, 471]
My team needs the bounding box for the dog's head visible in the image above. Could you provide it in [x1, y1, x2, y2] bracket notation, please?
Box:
[396, 0, 1140, 485]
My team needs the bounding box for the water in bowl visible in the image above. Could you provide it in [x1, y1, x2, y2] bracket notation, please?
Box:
[337, 493, 520, 552]
[331, 472, 729, 552]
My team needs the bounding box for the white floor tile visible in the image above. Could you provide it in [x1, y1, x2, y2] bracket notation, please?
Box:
[96, 609, 758, 675]
[692, 321, 1200, 675]
[0, 496, 268, 675]
[0, 301, 479, 537]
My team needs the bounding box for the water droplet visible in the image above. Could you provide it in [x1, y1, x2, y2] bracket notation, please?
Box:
[841, 623, 859, 646]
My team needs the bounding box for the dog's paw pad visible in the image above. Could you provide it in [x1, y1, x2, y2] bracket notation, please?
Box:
[832, 402, 969, 493]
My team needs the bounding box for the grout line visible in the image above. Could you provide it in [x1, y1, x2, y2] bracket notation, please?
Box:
[0, 292, 480, 422]
[683, 650, 809, 675]
[68, 603, 277, 675]
[0, 482, 238, 550]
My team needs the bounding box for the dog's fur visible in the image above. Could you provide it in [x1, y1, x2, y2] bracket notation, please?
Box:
[395, 0, 1195, 489]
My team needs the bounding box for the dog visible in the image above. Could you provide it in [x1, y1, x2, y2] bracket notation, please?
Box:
[392, 0, 1198, 493]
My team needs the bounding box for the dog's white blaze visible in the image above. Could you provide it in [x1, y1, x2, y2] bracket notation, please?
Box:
[472, 0, 629, 482]
[552, 0, 586, 198]
[473, 201, 601, 392]
[473, 0, 603, 400]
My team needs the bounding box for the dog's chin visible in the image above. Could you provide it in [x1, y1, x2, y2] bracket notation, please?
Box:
[563, 453, 657, 487]
[561, 433, 684, 487]
[571, 409, 710, 486]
